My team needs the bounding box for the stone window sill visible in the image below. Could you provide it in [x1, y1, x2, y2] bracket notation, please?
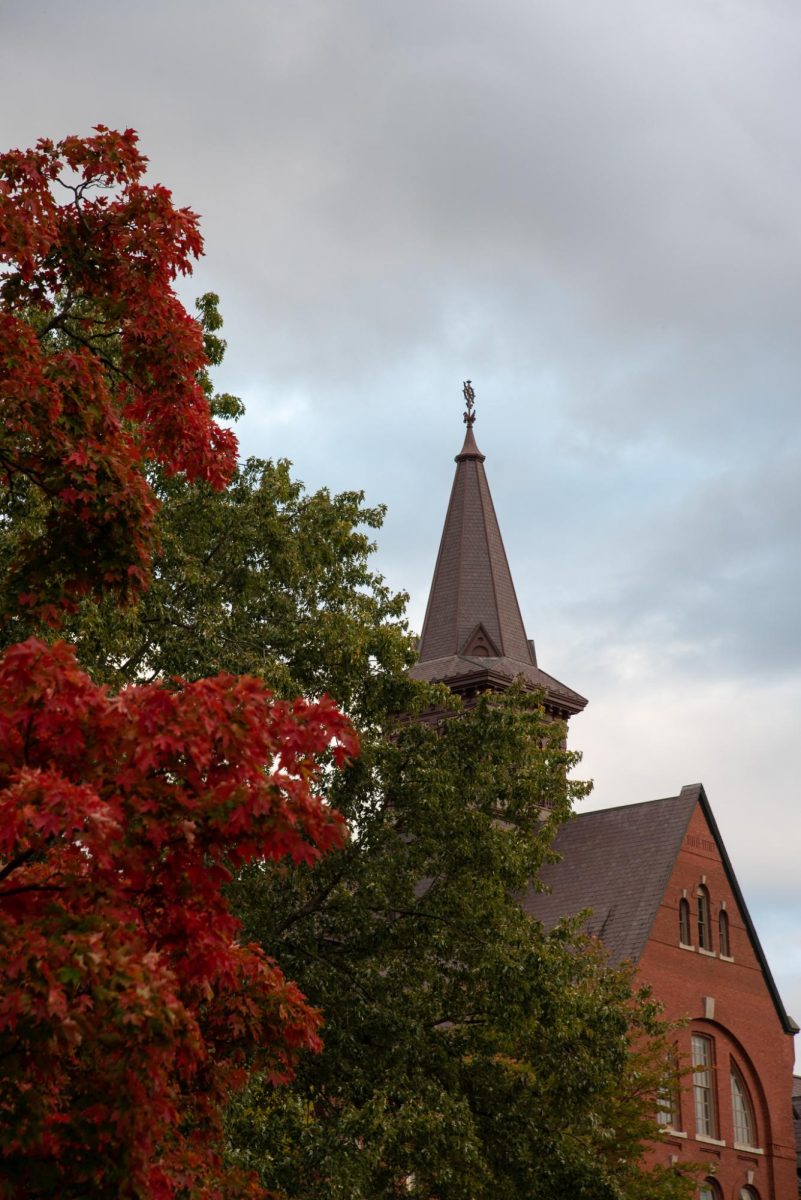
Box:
[698, 947, 717, 957]
[696, 1134, 726, 1146]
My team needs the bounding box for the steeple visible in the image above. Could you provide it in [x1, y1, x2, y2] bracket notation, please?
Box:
[409, 385, 587, 722]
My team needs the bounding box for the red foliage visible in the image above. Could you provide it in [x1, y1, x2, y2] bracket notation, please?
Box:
[0, 638, 356, 1198]
[0, 129, 359, 1197]
[0, 126, 238, 617]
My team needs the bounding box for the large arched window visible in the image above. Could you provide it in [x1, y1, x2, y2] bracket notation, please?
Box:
[699, 1180, 720, 1200]
[691, 1034, 717, 1137]
[738, 1189, 759, 1200]
[718, 909, 731, 957]
[679, 897, 691, 945]
[697, 884, 712, 951]
[731, 1062, 758, 1147]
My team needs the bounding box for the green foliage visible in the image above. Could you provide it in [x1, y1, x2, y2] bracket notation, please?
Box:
[226, 692, 697, 1200]
[0, 300, 415, 726]
[1, 286, 696, 1198]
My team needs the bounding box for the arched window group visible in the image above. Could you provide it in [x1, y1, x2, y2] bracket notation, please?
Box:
[678, 883, 733, 958]
[697, 1185, 760, 1200]
[663, 1034, 761, 1152]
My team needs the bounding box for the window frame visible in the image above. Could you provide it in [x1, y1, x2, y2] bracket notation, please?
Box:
[697, 884, 712, 952]
[730, 1060, 759, 1149]
[656, 1042, 683, 1132]
[718, 908, 731, 958]
[691, 1033, 718, 1139]
[679, 896, 692, 946]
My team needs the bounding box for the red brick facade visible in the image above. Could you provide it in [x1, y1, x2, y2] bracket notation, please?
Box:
[640, 803, 797, 1199]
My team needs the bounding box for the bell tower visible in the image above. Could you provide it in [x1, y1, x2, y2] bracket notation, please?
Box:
[408, 384, 586, 726]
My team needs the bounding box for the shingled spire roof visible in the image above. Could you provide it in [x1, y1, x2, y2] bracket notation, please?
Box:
[408, 389, 586, 720]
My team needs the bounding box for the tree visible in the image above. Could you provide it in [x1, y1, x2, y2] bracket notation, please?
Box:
[0, 637, 354, 1198]
[1, 128, 695, 1199]
[225, 691, 696, 1200]
[0, 450, 417, 721]
[0, 126, 237, 621]
[0, 129, 356, 1199]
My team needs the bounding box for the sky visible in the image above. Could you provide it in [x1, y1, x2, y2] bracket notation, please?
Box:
[3, 0, 801, 1055]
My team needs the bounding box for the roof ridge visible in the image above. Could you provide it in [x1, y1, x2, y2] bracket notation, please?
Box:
[574, 792, 697, 819]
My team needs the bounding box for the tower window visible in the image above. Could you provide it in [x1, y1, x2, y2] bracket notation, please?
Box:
[679, 897, 691, 945]
[718, 909, 731, 958]
[697, 885, 712, 951]
[691, 1034, 717, 1137]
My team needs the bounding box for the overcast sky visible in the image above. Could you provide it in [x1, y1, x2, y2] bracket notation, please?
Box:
[3, 0, 801, 1055]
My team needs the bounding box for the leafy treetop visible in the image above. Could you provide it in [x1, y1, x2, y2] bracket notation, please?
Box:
[0, 126, 238, 620]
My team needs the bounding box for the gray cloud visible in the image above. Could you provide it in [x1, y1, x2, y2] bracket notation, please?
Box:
[3, 0, 801, 1052]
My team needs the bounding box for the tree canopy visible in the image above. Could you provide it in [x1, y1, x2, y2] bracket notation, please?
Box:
[226, 690, 695, 1200]
[0, 126, 696, 1200]
[0, 128, 355, 1199]
[0, 126, 237, 621]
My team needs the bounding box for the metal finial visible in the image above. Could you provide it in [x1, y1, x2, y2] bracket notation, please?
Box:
[462, 380, 476, 426]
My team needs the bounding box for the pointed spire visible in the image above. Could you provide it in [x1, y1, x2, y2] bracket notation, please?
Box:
[417, 386, 533, 665]
[410, 386, 587, 721]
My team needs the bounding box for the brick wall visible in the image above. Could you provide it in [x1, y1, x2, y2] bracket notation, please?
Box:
[639, 803, 797, 1199]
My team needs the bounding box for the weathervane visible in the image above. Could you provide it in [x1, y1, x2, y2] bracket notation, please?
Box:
[462, 380, 476, 427]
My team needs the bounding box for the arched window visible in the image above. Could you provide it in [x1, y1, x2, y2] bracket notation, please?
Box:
[718, 909, 731, 957]
[739, 1189, 759, 1200]
[699, 1180, 720, 1200]
[731, 1062, 758, 1147]
[697, 884, 712, 951]
[679, 897, 691, 945]
[691, 1034, 717, 1137]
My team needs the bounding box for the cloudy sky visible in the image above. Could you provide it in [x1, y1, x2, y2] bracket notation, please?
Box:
[4, 0, 801, 1052]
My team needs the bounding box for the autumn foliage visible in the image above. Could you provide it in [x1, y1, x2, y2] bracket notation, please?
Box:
[0, 639, 353, 1197]
[0, 126, 238, 618]
[0, 129, 356, 1198]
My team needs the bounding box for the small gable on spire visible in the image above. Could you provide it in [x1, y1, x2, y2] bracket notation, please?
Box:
[461, 623, 500, 659]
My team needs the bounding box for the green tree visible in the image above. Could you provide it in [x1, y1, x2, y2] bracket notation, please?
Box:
[0, 283, 695, 1198]
[225, 690, 695, 1200]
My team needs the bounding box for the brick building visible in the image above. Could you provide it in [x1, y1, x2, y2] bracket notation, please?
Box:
[411, 401, 798, 1199]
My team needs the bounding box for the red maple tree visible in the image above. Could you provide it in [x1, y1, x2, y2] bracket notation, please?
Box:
[0, 130, 356, 1198]
[0, 125, 238, 619]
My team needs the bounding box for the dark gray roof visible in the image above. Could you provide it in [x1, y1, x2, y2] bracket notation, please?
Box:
[407, 654, 587, 714]
[418, 420, 533, 665]
[523, 787, 697, 965]
[523, 783, 797, 1036]
[413, 415, 586, 716]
